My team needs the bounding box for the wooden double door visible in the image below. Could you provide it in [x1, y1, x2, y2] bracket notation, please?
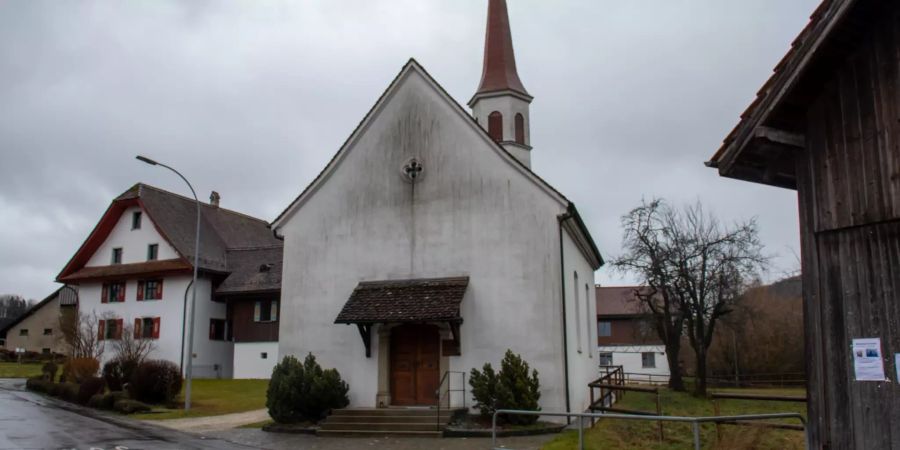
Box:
[390, 324, 440, 406]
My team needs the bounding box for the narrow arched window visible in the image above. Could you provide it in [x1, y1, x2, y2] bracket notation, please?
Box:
[488, 111, 503, 142]
[514, 113, 525, 144]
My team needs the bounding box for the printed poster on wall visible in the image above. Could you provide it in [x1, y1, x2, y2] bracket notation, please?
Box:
[852, 338, 886, 381]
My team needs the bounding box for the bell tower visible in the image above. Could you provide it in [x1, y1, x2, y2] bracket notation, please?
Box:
[469, 0, 533, 168]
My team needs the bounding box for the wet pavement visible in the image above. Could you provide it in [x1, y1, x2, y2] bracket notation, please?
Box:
[0, 379, 252, 450]
[0, 378, 555, 449]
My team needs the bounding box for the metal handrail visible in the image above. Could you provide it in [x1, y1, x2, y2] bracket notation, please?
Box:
[491, 409, 807, 450]
[435, 370, 466, 431]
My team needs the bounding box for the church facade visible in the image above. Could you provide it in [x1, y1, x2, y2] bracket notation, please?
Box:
[272, 0, 603, 415]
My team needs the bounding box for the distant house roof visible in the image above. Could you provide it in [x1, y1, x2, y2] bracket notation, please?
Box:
[595, 286, 652, 317]
[335, 277, 468, 325]
[216, 246, 283, 295]
[0, 286, 77, 338]
[56, 183, 283, 294]
[706, 0, 869, 188]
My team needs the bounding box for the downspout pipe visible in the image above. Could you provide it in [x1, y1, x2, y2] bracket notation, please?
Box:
[558, 211, 573, 424]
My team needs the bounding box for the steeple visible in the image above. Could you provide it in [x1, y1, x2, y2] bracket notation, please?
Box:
[470, 0, 534, 168]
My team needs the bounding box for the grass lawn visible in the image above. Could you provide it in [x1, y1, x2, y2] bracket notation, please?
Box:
[133, 378, 269, 420]
[0, 362, 44, 378]
[542, 387, 807, 450]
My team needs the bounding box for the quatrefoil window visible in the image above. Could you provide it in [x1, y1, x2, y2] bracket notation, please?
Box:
[402, 158, 424, 182]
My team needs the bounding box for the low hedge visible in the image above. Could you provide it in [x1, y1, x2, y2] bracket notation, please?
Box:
[77, 377, 106, 405]
[113, 399, 151, 414]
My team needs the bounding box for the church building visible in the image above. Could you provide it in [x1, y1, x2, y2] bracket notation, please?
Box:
[272, 0, 603, 415]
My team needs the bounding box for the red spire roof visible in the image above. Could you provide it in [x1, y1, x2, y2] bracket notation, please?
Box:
[473, 0, 530, 99]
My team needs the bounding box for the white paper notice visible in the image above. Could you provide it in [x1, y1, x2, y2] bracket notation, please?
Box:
[895, 354, 900, 382]
[852, 338, 886, 381]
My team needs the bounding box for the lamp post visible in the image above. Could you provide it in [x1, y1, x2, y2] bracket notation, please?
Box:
[136, 155, 200, 411]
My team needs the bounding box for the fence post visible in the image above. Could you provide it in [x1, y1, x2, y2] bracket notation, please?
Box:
[589, 385, 595, 427]
[656, 389, 663, 443]
[692, 422, 701, 450]
[713, 398, 722, 443]
[578, 415, 584, 450]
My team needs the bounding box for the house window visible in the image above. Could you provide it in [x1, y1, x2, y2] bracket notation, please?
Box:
[209, 319, 227, 341]
[134, 317, 159, 340]
[112, 247, 123, 264]
[0, 338, 5, 346]
[147, 244, 158, 261]
[574, 272, 581, 353]
[19, 329, 28, 337]
[102, 282, 126, 303]
[43, 328, 52, 336]
[488, 111, 503, 142]
[642, 352, 656, 368]
[137, 279, 163, 301]
[599, 352, 613, 366]
[514, 113, 525, 144]
[102, 319, 122, 340]
[254, 300, 278, 323]
[42, 348, 51, 355]
[132, 211, 142, 229]
[260, 352, 268, 359]
[598, 321, 612, 337]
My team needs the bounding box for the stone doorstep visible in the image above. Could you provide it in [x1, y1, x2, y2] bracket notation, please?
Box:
[316, 407, 465, 437]
[316, 429, 444, 438]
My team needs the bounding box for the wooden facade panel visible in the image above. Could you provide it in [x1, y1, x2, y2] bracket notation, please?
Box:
[228, 298, 279, 343]
[807, 9, 900, 233]
[596, 317, 661, 346]
[814, 221, 900, 450]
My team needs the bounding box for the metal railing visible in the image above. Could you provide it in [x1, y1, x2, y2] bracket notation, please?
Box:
[435, 370, 466, 431]
[491, 409, 807, 450]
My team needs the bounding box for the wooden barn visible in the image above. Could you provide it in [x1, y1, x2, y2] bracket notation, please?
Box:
[707, 0, 899, 448]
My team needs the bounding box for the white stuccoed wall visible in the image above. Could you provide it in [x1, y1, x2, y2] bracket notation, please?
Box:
[598, 345, 670, 379]
[77, 205, 232, 378]
[470, 94, 532, 167]
[277, 67, 598, 418]
[233, 342, 279, 379]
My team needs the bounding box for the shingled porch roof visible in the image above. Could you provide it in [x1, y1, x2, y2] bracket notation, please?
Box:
[334, 277, 468, 325]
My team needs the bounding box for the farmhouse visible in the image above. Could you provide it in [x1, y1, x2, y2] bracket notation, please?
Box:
[707, 0, 900, 447]
[596, 286, 670, 383]
[0, 286, 77, 355]
[56, 183, 282, 379]
[271, 0, 603, 415]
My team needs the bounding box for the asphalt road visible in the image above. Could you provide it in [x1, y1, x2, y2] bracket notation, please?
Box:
[0, 379, 252, 450]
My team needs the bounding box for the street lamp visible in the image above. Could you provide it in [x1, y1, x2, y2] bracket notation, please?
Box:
[136, 155, 201, 411]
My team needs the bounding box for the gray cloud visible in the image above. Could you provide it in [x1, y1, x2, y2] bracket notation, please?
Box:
[0, 0, 815, 299]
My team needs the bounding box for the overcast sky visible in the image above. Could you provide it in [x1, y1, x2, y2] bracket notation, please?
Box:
[0, 0, 818, 300]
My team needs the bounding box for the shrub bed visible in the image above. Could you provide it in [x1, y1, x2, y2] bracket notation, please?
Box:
[77, 376, 106, 405]
[128, 359, 182, 404]
[62, 357, 99, 384]
[266, 353, 349, 424]
[469, 349, 541, 425]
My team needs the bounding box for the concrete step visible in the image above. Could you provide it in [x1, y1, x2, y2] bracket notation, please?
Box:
[324, 415, 452, 424]
[330, 408, 457, 417]
[319, 422, 446, 432]
[317, 429, 443, 438]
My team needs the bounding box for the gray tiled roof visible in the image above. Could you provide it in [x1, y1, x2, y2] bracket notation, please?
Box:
[216, 246, 283, 295]
[335, 277, 468, 324]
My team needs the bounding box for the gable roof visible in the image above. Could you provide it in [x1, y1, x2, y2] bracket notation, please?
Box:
[216, 246, 283, 295]
[0, 286, 77, 338]
[57, 183, 282, 283]
[706, 0, 862, 187]
[335, 277, 468, 325]
[596, 285, 653, 317]
[270, 59, 603, 269]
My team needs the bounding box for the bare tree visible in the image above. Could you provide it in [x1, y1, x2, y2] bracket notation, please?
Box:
[110, 323, 155, 364]
[59, 311, 105, 360]
[613, 199, 766, 395]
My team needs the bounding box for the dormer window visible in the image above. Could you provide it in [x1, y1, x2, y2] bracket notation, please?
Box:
[132, 211, 142, 230]
[147, 244, 158, 261]
[112, 248, 123, 265]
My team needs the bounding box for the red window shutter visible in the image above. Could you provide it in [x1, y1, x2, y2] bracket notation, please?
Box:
[117, 284, 125, 302]
[157, 280, 163, 299]
[134, 318, 142, 339]
[98, 319, 106, 340]
[101, 285, 108, 304]
[116, 319, 124, 340]
[152, 317, 160, 339]
[137, 281, 144, 301]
